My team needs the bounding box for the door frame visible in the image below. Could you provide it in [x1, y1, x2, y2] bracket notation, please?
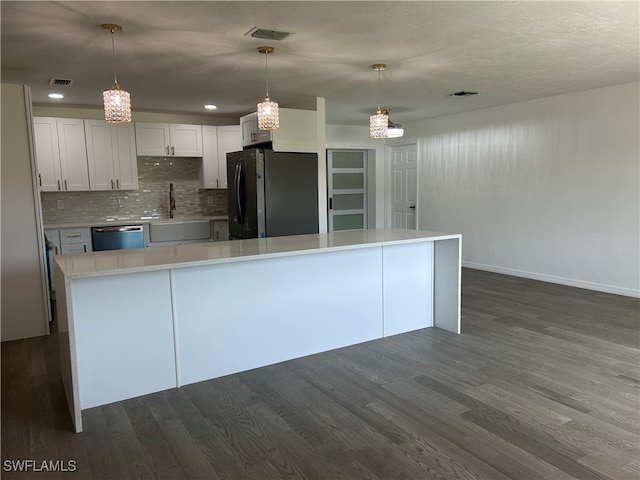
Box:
[327, 149, 370, 232]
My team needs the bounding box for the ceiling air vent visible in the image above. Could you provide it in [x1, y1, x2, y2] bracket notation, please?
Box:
[49, 78, 74, 86]
[245, 27, 292, 41]
[449, 91, 478, 97]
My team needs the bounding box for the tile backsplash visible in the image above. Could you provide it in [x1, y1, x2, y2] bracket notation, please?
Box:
[41, 157, 227, 224]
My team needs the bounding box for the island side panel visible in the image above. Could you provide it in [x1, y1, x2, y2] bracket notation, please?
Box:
[72, 270, 177, 409]
[56, 263, 83, 432]
[433, 237, 462, 333]
[382, 241, 434, 337]
[173, 247, 384, 386]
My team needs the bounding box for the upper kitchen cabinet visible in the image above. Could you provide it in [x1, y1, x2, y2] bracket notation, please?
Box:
[85, 120, 138, 191]
[199, 125, 241, 189]
[240, 108, 317, 153]
[33, 117, 90, 191]
[135, 123, 203, 157]
[241, 112, 270, 146]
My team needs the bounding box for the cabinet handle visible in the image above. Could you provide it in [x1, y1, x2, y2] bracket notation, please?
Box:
[65, 234, 81, 238]
[111, 179, 114, 189]
[171, 146, 175, 156]
[116, 179, 120, 189]
[251, 132, 256, 142]
[64, 179, 68, 190]
[83, 244, 87, 253]
[57, 179, 61, 191]
[166, 146, 170, 156]
[54, 246, 59, 255]
[38, 173, 42, 186]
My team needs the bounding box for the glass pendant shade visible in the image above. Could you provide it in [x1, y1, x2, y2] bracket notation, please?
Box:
[256, 46, 279, 131]
[257, 97, 279, 130]
[370, 109, 388, 139]
[103, 81, 131, 123]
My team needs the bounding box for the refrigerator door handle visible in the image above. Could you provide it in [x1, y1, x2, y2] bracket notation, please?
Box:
[236, 163, 244, 224]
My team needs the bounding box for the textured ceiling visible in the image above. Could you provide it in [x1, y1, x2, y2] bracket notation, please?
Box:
[1, 1, 638, 126]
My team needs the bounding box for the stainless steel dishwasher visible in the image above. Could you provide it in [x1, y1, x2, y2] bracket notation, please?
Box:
[91, 225, 144, 251]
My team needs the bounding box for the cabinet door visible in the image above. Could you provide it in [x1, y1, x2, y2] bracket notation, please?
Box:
[56, 118, 90, 191]
[199, 126, 219, 188]
[212, 220, 229, 241]
[216, 126, 241, 189]
[256, 123, 272, 144]
[33, 117, 62, 191]
[44, 229, 61, 256]
[44, 229, 61, 291]
[111, 124, 138, 190]
[135, 123, 170, 156]
[240, 113, 257, 146]
[85, 120, 116, 191]
[60, 243, 89, 254]
[170, 124, 203, 157]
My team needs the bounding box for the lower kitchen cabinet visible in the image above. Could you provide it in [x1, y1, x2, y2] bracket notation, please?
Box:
[212, 220, 229, 241]
[45, 228, 92, 292]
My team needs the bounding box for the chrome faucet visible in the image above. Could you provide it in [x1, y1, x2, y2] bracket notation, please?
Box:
[169, 182, 176, 218]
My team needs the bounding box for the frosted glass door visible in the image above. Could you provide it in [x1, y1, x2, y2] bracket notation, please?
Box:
[328, 150, 367, 231]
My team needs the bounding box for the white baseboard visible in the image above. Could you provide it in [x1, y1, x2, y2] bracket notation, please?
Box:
[462, 261, 640, 298]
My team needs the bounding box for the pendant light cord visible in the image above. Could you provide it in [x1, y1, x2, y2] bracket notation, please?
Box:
[110, 29, 118, 85]
[377, 67, 382, 111]
[264, 51, 270, 98]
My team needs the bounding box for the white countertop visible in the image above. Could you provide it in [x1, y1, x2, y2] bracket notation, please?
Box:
[54, 228, 461, 279]
[44, 215, 228, 229]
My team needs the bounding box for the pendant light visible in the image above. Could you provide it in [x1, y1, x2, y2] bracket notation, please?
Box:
[102, 23, 131, 123]
[257, 46, 279, 130]
[369, 63, 388, 139]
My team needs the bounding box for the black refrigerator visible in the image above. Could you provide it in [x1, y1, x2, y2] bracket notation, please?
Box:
[227, 148, 319, 239]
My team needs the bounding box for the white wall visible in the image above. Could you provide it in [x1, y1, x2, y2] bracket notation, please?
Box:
[1, 84, 51, 341]
[405, 82, 639, 297]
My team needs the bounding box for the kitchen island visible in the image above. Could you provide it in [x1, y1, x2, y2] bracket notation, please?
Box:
[55, 228, 461, 432]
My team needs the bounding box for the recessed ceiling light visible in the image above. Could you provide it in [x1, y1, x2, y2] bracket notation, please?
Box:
[48, 93, 64, 99]
[204, 104, 217, 110]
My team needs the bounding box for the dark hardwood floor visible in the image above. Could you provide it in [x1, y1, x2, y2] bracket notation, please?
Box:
[2, 269, 639, 479]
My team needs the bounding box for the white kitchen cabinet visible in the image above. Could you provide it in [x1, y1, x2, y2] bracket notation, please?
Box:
[135, 122, 203, 157]
[212, 220, 229, 241]
[85, 120, 138, 191]
[241, 112, 270, 147]
[33, 117, 90, 191]
[44, 227, 91, 292]
[199, 125, 241, 189]
[59, 227, 92, 253]
[240, 108, 317, 153]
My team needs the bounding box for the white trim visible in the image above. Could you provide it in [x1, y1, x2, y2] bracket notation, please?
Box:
[463, 261, 640, 298]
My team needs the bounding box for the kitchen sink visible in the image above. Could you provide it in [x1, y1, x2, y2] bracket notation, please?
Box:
[149, 220, 212, 243]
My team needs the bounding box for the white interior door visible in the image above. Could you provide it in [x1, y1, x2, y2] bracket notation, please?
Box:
[327, 150, 367, 231]
[390, 144, 418, 229]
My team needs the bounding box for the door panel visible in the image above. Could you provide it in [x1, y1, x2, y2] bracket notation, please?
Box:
[328, 150, 367, 232]
[390, 144, 418, 229]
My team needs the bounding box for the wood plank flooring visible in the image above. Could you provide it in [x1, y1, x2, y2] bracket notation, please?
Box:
[2, 268, 639, 479]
